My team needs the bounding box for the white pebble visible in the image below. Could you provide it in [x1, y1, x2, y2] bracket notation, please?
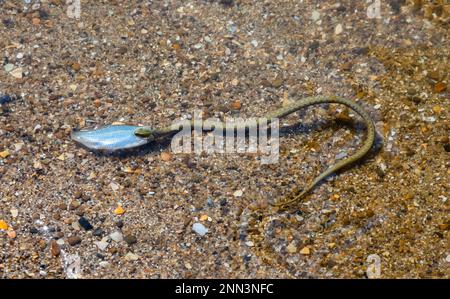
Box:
[109, 231, 123, 242]
[335, 24, 343, 35]
[192, 223, 208, 236]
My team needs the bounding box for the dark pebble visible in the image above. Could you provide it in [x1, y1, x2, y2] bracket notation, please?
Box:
[67, 236, 82, 246]
[78, 217, 93, 230]
[116, 220, 124, 228]
[96, 253, 105, 260]
[0, 95, 13, 105]
[30, 227, 39, 234]
[219, 198, 227, 206]
[92, 228, 104, 237]
[123, 234, 137, 245]
[219, 0, 234, 6]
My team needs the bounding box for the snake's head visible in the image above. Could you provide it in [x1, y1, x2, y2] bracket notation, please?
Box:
[134, 127, 156, 141]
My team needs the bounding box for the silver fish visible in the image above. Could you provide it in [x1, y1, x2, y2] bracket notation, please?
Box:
[71, 125, 150, 152]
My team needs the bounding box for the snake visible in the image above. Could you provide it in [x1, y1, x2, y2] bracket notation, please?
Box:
[74, 94, 376, 273]
[134, 95, 376, 209]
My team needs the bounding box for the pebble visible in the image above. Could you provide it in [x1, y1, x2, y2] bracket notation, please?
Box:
[10, 67, 23, 79]
[287, 242, 297, 253]
[245, 241, 254, 247]
[92, 228, 104, 237]
[50, 240, 60, 257]
[192, 223, 208, 236]
[4, 64, 14, 72]
[116, 220, 124, 228]
[124, 234, 137, 245]
[114, 206, 125, 215]
[95, 238, 109, 251]
[0, 220, 9, 230]
[67, 236, 82, 246]
[446, 254, 450, 263]
[7, 230, 16, 239]
[0, 95, 13, 105]
[109, 231, 123, 242]
[0, 150, 10, 159]
[160, 152, 172, 162]
[300, 247, 311, 255]
[10, 209, 19, 218]
[311, 10, 321, 21]
[78, 217, 93, 230]
[124, 252, 140, 261]
[335, 23, 343, 35]
[233, 190, 243, 197]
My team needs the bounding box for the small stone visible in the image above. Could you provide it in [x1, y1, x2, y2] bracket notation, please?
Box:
[335, 23, 343, 35]
[69, 200, 81, 210]
[110, 182, 120, 191]
[192, 223, 208, 236]
[95, 238, 109, 251]
[93, 99, 101, 107]
[184, 262, 192, 270]
[124, 252, 140, 261]
[116, 220, 124, 228]
[233, 190, 243, 197]
[123, 234, 137, 245]
[0, 95, 13, 105]
[230, 100, 241, 110]
[93, 228, 104, 237]
[434, 82, 446, 93]
[71, 62, 81, 71]
[446, 254, 450, 263]
[10, 67, 23, 79]
[287, 242, 297, 253]
[300, 247, 311, 255]
[160, 152, 172, 162]
[30, 227, 39, 234]
[67, 236, 82, 246]
[199, 215, 209, 222]
[78, 217, 93, 231]
[50, 240, 60, 257]
[10, 209, 18, 218]
[0, 150, 10, 159]
[0, 220, 9, 231]
[109, 231, 123, 242]
[4, 63, 14, 72]
[32, 17, 41, 25]
[311, 10, 321, 21]
[245, 241, 254, 247]
[114, 206, 125, 215]
[7, 230, 16, 239]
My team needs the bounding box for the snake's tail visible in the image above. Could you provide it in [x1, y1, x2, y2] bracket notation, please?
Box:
[271, 96, 376, 209]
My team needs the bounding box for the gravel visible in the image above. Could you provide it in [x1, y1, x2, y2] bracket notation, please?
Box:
[0, 0, 448, 279]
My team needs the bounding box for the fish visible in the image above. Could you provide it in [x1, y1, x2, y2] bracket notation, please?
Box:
[71, 125, 151, 152]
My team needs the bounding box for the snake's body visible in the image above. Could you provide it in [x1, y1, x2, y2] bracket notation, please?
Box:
[135, 95, 376, 208]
